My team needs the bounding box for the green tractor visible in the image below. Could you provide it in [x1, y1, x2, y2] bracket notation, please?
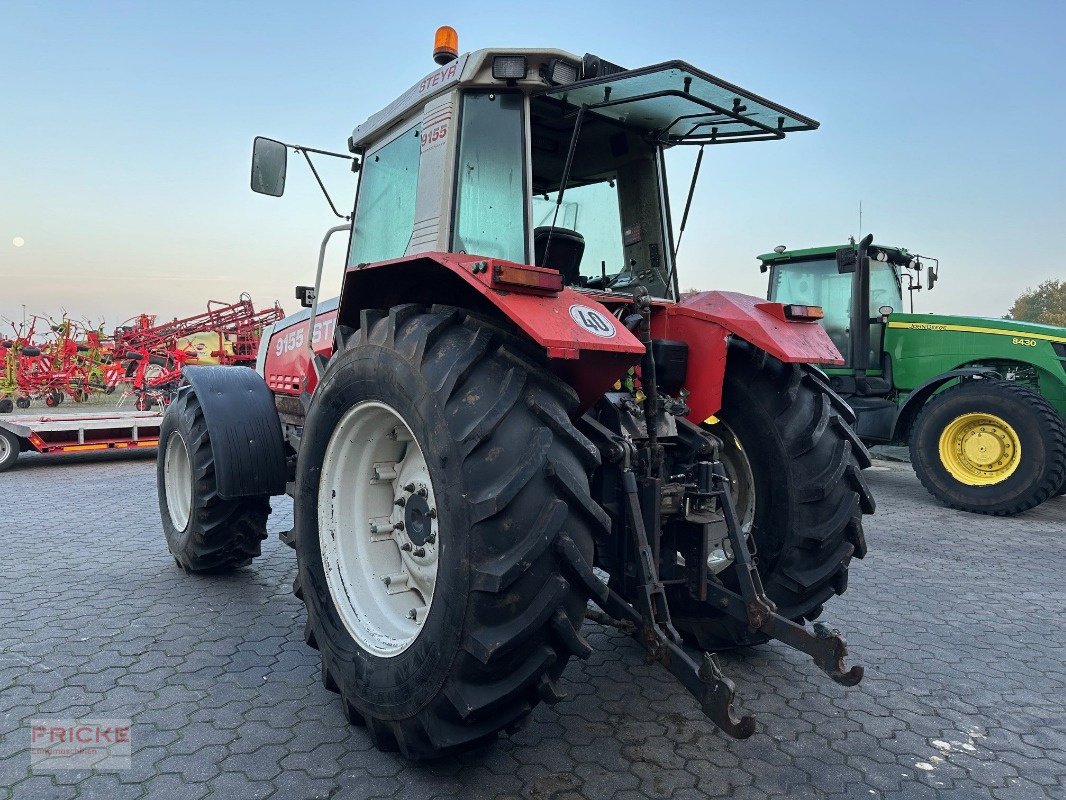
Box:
[760, 235, 1066, 515]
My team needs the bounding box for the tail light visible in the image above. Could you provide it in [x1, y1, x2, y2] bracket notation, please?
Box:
[489, 262, 564, 294]
[783, 304, 824, 321]
[755, 302, 825, 322]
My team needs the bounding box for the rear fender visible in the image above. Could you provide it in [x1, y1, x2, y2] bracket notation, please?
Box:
[179, 366, 287, 498]
[652, 291, 844, 424]
[338, 253, 645, 410]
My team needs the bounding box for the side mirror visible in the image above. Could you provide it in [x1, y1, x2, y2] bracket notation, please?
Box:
[251, 137, 288, 197]
[835, 247, 858, 274]
[295, 285, 316, 309]
[927, 266, 938, 290]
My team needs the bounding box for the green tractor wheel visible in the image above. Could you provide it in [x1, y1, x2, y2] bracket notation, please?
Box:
[910, 380, 1066, 515]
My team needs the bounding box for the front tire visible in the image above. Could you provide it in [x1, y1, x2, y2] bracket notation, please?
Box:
[910, 380, 1066, 515]
[157, 388, 270, 572]
[294, 305, 605, 759]
[673, 344, 875, 650]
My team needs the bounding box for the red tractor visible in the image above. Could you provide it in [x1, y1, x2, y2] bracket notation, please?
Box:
[157, 33, 874, 759]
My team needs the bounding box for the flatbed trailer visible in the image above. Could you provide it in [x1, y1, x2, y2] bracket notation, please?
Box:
[0, 411, 162, 472]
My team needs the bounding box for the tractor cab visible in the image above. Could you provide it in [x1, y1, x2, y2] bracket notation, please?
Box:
[760, 241, 934, 386]
[255, 44, 818, 304]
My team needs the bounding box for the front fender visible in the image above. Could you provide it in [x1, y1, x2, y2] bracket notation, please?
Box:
[337, 253, 646, 410]
[179, 366, 287, 498]
[894, 366, 1001, 440]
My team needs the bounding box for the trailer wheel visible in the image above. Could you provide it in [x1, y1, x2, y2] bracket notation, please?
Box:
[15, 397, 30, 410]
[294, 305, 604, 759]
[157, 388, 270, 572]
[0, 428, 20, 471]
[910, 380, 1066, 515]
[0, 398, 12, 414]
[672, 343, 874, 649]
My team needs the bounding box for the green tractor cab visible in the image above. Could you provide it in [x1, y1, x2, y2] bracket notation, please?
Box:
[760, 236, 1066, 515]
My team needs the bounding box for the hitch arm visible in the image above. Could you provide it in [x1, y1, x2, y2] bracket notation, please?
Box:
[706, 464, 864, 686]
[565, 552, 756, 740]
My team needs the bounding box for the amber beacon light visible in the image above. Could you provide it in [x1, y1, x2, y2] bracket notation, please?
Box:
[433, 26, 459, 65]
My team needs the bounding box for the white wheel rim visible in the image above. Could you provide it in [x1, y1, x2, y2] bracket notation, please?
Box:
[707, 420, 756, 574]
[164, 431, 193, 531]
[319, 401, 439, 658]
[0, 435, 12, 465]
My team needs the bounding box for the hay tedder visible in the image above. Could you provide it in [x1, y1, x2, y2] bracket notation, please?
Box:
[0, 316, 115, 412]
[0, 296, 284, 414]
[157, 31, 875, 758]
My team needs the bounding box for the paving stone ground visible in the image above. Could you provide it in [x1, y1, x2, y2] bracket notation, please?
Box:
[0, 451, 1063, 799]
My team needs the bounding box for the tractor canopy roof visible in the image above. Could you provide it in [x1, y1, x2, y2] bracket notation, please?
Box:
[351, 48, 818, 149]
[758, 243, 912, 270]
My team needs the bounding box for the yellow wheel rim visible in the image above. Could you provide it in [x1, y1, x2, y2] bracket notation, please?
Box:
[938, 412, 1022, 486]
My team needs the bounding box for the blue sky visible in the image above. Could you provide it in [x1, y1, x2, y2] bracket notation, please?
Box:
[2, 1, 1063, 326]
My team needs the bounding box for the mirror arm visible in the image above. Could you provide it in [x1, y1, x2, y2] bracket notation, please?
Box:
[298, 148, 349, 220]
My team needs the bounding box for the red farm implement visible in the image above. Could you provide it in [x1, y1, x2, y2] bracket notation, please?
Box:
[1, 296, 283, 413]
[112, 294, 284, 410]
[114, 294, 285, 366]
[0, 316, 109, 411]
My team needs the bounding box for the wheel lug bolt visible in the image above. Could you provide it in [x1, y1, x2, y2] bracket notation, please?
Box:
[400, 542, 413, 552]
[426, 532, 436, 544]
[412, 547, 426, 558]
[416, 486, 428, 498]
[428, 508, 437, 519]
[403, 482, 416, 493]
[407, 609, 417, 620]
[394, 497, 406, 508]
[370, 521, 403, 536]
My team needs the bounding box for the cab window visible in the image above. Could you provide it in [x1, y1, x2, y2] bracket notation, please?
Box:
[452, 92, 527, 263]
[528, 96, 674, 298]
[348, 124, 421, 266]
[531, 180, 624, 285]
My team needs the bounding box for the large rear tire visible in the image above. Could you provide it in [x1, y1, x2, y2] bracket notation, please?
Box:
[910, 380, 1066, 515]
[673, 344, 874, 650]
[157, 388, 270, 572]
[294, 305, 605, 760]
